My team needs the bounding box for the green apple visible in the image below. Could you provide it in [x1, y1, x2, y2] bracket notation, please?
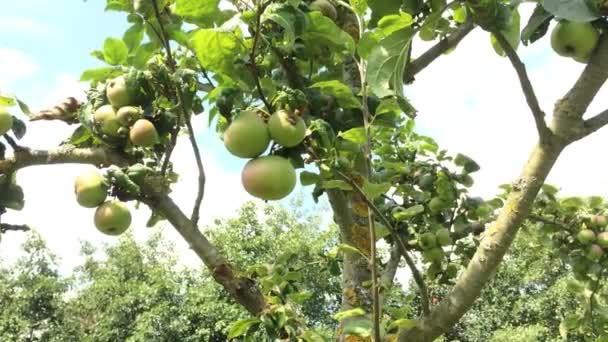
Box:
[309, 0, 337, 20]
[106, 76, 132, 108]
[129, 119, 159, 147]
[0, 108, 13, 136]
[428, 197, 446, 213]
[116, 106, 143, 126]
[419, 232, 437, 249]
[74, 169, 108, 208]
[94, 105, 124, 138]
[268, 109, 306, 147]
[94, 200, 132, 236]
[577, 229, 596, 244]
[551, 21, 600, 64]
[436, 228, 452, 246]
[423, 247, 444, 263]
[224, 110, 270, 158]
[241, 156, 296, 200]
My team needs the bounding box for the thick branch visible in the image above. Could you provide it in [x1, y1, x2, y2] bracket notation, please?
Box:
[492, 31, 552, 143]
[0, 145, 266, 315]
[0, 223, 30, 233]
[143, 192, 267, 314]
[0, 146, 130, 174]
[404, 21, 475, 83]
[381, 246, 401, 289]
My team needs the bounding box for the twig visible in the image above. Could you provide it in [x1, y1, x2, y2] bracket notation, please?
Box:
[581, 108, 608, 138]
[3, 134, 27, 152]
[492, 31, 552, 143]
[247, 2, 273, 113]
[0, 223, 30, 233]
[152, 0, 206, 225]
[404, 20, 475, 83]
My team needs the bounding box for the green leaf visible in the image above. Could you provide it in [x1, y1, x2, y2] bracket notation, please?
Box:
[189, 28, 245, 76]
[300, 171, 321, 186]
[131, 42, 160, 69]
[287, 290, 313, 304]
[103, 38, 128, 65]
[227, 318, 261, 339]
[174, 0, 220, 24]
[387, 319, 416, 332]
[392, 204, 425, 220]
[262, 3, 306, 51]
[105, 0, 131, 12]
[541, 0, 599, 22]
[351, 0, 368, 15]
[322, 180, 352, 191]
[310, 81, 360, 108]
[336, 243, 367, 258]
[16, 99, 32, 117]
[377, 12, 414, 36]
[123, 23, 144, 51]
[367, 28, 414, 98]
[338, 127, 367, 145]
[300, 330, 327, 342]
[342, 318, 373, 337]
[333, 307, 366, 320]
[521, 4, 553, 46]
[490, 8, 520, 57]
[362, 180, 391, 199]
[303, 12, 355, 54]
[10, 117, 26, 139]
[560, 196, 585, 209]
[67, 125, 92, 146]
[357, 29, 383, 59]
[80, 67, 122, 83]
[0, 95, 15, 107]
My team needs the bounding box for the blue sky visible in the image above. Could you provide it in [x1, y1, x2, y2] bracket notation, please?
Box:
[1, 2, 607, 274]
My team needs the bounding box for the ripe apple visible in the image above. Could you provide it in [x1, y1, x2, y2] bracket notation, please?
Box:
[224, 110, 270, 158]
[94, 105, 124, 138]
[106, 75, 133, 108]
[436, 228, 452, 246]
[587, 244, 604, 261]
[597, 232, 608, 248]
[94, 200, 132, 236]
[577, 229, 596, 244]
[116, 106, 143, 126]
[268, 110, 306, 147]
[551, 21, 600, 64]
[241, 156, 296, 200]
[74, 168, 108, 208]
[590, 214, 608, 228]
[129, 119, 159, 147]
[309, 0, 337, 21]
[0, 108, 13, 136]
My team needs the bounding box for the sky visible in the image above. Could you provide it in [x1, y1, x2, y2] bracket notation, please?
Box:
[0, 2, 607, 282]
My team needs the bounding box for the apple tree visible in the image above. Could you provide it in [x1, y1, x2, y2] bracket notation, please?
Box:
[1, 0, 608, 340]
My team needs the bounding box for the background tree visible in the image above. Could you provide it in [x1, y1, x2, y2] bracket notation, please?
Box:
[0, 0, 607, 341]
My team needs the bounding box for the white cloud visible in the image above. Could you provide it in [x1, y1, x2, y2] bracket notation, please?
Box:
[0, 48, 39, 90]
[0, 16, 65, 42]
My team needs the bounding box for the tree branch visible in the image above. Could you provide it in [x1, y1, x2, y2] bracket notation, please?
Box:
[399, 29, 608, 342]
[492, 31, 552, 143]
[381, 246, 401, 289]
[0, 145, 267, 315]
[152, 0, 207, 225]
[0, 223, 30, 233]
[581, 108, 608, 138]
[404, 21, 475, 83]
[142, 191, 267, 314]
[248, 2, 273, 113]
[0, 146, 130, 174]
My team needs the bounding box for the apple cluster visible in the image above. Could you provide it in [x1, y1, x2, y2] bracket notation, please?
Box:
[74, 168, 132, 236]
[561, 214, 608, 282]
[223, 109, 307, 201]
[93, 75, 158, 147]
[551, 20, 601, 64]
